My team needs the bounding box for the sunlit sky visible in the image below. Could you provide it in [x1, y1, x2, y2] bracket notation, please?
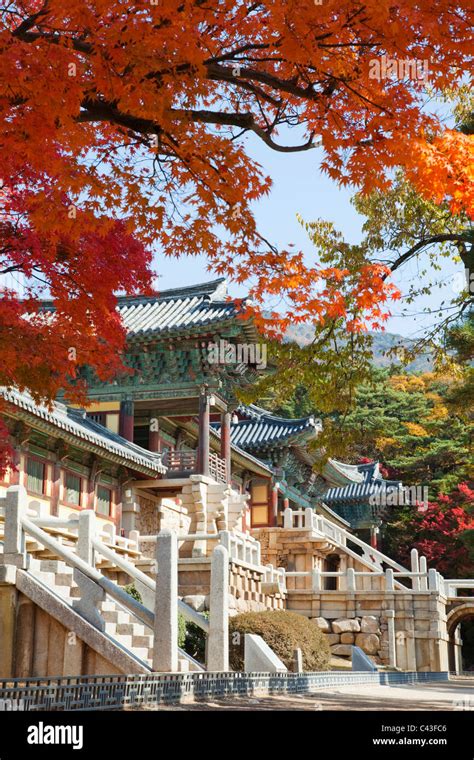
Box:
[152, 133, 459, 340]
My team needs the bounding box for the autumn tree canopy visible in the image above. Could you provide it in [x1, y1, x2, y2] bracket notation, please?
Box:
[0, 0, 473, 419]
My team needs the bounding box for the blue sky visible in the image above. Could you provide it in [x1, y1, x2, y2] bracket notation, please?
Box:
[153, 133, 458, 339]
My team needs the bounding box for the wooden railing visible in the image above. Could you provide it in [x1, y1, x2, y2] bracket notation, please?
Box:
[162, 450, 197, 476]
[161, 449, 227, 483]
[208, 452, 227, 484]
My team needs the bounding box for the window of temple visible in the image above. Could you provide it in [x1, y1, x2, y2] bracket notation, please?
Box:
[250, 480, 269, 526]
[64, 471, 82, 507]
[26, 457, 46, 495]
[96, 485, 112, 517]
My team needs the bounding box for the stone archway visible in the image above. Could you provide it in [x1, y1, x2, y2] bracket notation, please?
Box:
[446, 604, 474, 673]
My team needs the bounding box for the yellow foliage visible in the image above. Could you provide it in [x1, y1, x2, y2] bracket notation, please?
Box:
[375, 436, 397, 450]
[404, 422, 429, 436]
[389, 375, 426, 392]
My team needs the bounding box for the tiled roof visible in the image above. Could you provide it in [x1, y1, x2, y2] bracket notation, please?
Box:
[218, 404, 322, 450]
[40, 279, 245, 338]
[322, 459, 365, 487]
[1, 388, 166, 476]
[323, 480, 401, 505]
[117, 279, 240, 336]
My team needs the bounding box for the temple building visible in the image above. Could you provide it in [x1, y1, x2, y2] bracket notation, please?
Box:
[0, 277, 463, 680]
[1, 278, 398, 544]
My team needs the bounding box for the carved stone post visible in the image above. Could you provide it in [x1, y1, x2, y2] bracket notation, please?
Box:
[153, 529, 178, 672]
[207, 544, 229, 672]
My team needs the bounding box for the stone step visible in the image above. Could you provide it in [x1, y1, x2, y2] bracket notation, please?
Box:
[115, 622, 148, 637]
[102, 610, 130, 625]
[54, 573, 76, 587]
[131, 635, 153, 648]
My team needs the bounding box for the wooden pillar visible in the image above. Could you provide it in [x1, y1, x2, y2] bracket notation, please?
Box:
[50, 461, 61, 517]
[149, 412, 160, 453]
[87, 459, 98, 511]
[220, 412, 231, 483]
[270, 485, 279, 527]
[197, 392, 210, 477]
[9, 448, 21, 486]
[119, 398, 134, 442]
[370, 525, 379, 550]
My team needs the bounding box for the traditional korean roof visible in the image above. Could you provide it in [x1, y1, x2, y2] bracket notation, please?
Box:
[323, 460, 401, 506]
[40, 278, 254, 340]
[1, 388, 167, 477]
[322, 459, 365, 487]
[323, 479, 401, 505]
[222, 404, 322, 451]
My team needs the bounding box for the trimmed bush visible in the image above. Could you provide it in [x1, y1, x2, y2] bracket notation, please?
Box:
[178, 613, 187, 649]
[229, 610, 330, 672]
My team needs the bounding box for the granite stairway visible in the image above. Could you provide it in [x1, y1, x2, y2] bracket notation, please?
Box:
[26, 556, 203, 673]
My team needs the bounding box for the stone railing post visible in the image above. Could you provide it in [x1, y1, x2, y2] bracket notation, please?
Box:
[207, 544, 229, 672]
[2, 485, 28, 567]
[304, 507, 314, 531]
[153, 529, 178, 672]
[386, 610, 397, 668]
[385, 568, 394, 592]
[410, 548, 420, 591]
[77, 510, 97, 566]
[428, 568, 439, 592]
[219, 529, 231, 559]
[283, 507, 293, 529]
[419, 556, 428, 591]
[311, 568, 321, 592]
[346, 567, 356, 591]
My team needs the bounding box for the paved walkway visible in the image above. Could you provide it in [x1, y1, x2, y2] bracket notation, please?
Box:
[148, 677, 474, 711]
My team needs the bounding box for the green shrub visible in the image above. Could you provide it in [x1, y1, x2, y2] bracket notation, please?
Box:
[229, 610, 330, 672]
[182, 613, 209, 663]
[123, 583, 142, 603]
[178, 613, 187, 649]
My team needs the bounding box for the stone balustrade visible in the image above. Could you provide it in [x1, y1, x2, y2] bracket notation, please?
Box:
[0, 485, 229, 673]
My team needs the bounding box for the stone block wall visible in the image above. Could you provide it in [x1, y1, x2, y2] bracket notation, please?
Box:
[313, 614, 388, 665]
[0, 586, 122, 679]
[178, 559, 284, 615]
[288, 590, 450, 672]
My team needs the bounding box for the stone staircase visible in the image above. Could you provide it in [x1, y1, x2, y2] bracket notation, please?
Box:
[26, 556, 201, 672]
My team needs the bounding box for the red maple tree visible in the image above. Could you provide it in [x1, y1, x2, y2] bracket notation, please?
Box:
[0, 1, 472, 466]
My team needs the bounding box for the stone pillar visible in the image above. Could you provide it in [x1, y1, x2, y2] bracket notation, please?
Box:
[207, 544, 229, 672]
[153, 529, 178, 673]
[2, 485, 27, 567]
[77, 510, 96, 566]
[410, 548, 420, 591]
[220, 412, 231, 484]
[121, 489, 140, 534]
[149, 413, 160, 453]
[119, 398, 134, 442]
[386, 610, 397, 668]
[197, 392, 210, 477]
